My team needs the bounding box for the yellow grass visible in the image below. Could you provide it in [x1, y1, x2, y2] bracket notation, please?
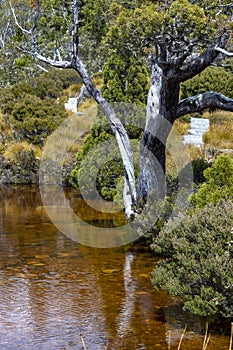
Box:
[78, 98, 97, 112]
[184, 144, 206, 160]
[173, 119, 190, 135]
[203, 123, 233, 149]
[3, 141, 42, 162]
[202, 110, 233, 149]
[203, 110, 233, 125]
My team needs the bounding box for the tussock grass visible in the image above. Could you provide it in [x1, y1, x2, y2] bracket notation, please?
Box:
[43, 105, 98, 166]
[78, 98, 97, 112]
[3, 141, 41, 162]
[203, 110, 233, 125]
[93, 75, 103, 89]
[174, 119, 190, 135]
[202, 110, 233, 150]
[69, 83, 83, 96]
[203, 123, 233, 149]
[184, 144, 206, 160]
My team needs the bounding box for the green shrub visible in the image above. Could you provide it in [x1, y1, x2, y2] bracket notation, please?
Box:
[0, 77, 68, 145]
[9, 95, 67, 144]
[102, 54, 148, 104]
[190, 154, 233, 209]
[151, 200, 233, 318]
[181, 66, 233, 99]
[71, 103, 145, 200]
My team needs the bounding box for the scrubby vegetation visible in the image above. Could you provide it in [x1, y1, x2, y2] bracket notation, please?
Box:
[181, 62, 233, 100]
[152, 199, 233, 318]
[190, 154, 233, 209]
[151, 155, 233, 318]
[70, 103, 145, 200]
[0, 68, 81, 146]
[1, 0, 233, 322]
[0, 68, 82, 181]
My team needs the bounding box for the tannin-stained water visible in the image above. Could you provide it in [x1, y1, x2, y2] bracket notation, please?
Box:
[0, 186, 231, 350]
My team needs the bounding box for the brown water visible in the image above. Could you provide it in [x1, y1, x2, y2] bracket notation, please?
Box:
[0, 186, 231, 350]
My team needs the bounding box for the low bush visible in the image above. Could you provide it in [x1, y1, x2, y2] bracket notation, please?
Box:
[0, 75, 69, 145]
[151, 155, 233, 318]
[71, 103, 145, 200]
[190, 154, 233, 210]
[9, 95, 67, 144]
[181, 66, 233, 99]
[151, 200, 233, 318]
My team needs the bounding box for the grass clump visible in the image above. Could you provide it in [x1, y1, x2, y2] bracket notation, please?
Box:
[203, 124, 233, 149]
[173, 119, 190, 136]
[3, 141, 41, 163]
[203, 111, 233, 150]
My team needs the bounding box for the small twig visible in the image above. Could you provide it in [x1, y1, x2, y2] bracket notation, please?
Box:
[168, 330, 171, 350]
[203, 334, 211, 350]
[36, 64, 49, 72]
[177, 325, 187, 350]
[9, 0, 31, 35]
[229, 323, 233, 350]
[202, 323, 208, 350]
[81, 336, 87, 350]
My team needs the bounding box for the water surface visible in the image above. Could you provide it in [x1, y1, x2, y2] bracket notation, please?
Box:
[0, 186, 230, 349]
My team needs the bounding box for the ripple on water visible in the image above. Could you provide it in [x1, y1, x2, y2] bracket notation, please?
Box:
[0, 186, 231, 350]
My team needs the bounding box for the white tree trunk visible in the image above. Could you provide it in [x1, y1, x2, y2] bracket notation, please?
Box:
[137, 64, 178, 202]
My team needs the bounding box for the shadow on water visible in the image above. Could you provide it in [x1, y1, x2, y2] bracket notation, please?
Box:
[0, 185, 231, 350]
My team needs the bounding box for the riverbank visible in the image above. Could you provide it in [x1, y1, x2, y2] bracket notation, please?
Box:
[0, 151, 76, 186]
[1, 107, 232, 187]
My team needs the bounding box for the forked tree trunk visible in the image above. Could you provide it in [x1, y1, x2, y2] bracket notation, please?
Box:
[137, 63, 180, 203]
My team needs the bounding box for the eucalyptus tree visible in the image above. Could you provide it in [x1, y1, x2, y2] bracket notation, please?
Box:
[0, 0, 49, 85]
[9, 0, 233, 219]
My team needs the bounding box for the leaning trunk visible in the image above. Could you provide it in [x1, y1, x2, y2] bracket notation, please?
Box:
[137, 63, 179, 203]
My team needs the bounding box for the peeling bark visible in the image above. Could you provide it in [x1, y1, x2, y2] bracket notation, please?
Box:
[137, 63, 180, 202]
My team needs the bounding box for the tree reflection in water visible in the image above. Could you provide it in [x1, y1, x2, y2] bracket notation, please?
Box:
[0, 186, 230, 349]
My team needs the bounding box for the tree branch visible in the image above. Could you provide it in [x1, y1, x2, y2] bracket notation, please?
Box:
[214, 47, 233, 57]
[72, 0, 79, 58]
[172, 32, 230, 82]
[9, 0, 31, 35]
[34, 53, 72, 68]
[72, 56, 137, 215]
[206, 3, 233, 10]
[176, 92, 233, 118]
